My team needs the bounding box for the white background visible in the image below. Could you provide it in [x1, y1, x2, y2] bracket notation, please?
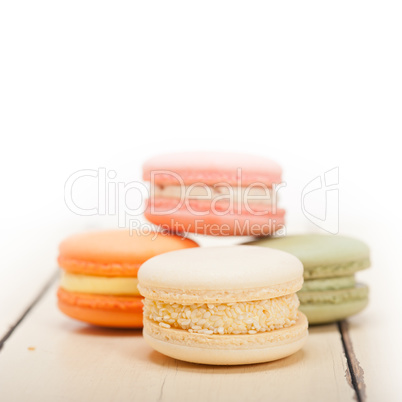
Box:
[0, 2, 401, 330]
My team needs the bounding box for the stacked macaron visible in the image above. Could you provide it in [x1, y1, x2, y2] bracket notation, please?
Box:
[245, 234, 370, 324]
[138, 246, 308, 365]
[57, 230, 198, 327]
[143, 152, 285, 236]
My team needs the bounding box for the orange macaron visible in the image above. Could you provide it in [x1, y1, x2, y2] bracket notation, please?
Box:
[57, 230, 198, 328]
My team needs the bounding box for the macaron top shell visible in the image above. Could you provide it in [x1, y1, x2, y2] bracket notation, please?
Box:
[142, 152, 282, 186]
[58, 230, 198, 277]
[246, 234, 370, 271]
[138, 246, 303, 303]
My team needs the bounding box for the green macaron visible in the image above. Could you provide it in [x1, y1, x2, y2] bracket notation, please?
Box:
[245, 234, 370, 324]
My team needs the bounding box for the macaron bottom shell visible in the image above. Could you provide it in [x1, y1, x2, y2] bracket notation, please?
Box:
[144, 200, 285, 237]
[299, 298, 369, 325]
[298, 283, 369, 324]
[143, 313, 308, 365]
[58, 301, 143, 328]
[57, 287, 143, 328]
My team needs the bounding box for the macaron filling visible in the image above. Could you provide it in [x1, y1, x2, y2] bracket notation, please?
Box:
[298, 283, 369, 305]
[300, 276, 356, 292]
[151, 184, 275, 205]
[143, 293, 299, 335]
[60, 271, 140, 296]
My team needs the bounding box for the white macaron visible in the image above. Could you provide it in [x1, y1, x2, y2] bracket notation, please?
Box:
[138, 246, 308, 365]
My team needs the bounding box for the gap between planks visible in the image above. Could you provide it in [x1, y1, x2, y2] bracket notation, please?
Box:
[338, 320, 366, 402]
[0, 270, 59, 351]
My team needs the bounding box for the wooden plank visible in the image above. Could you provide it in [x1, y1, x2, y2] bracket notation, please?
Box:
[0, 282, 355, 402]
[339, 236, 402, 402]
[0, 222, 101, 340]
[0, 230, 59, 340]
[0, 272, 58, 349]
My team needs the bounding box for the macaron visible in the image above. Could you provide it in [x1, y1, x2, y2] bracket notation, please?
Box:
[143, 152, 285, 236]
[138, 246, 308, 365]
[57, 230, 198, 328]
[245, 234, 370, 324]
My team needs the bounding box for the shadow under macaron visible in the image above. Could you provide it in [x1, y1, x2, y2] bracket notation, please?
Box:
[72, 324, 143, 338]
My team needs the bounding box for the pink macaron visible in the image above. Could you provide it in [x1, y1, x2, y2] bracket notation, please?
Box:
[143, 152, 285, 236]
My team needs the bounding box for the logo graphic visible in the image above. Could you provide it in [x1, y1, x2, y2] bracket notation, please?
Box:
[64, 167, 286, 236]
[301, 167, 339, 234]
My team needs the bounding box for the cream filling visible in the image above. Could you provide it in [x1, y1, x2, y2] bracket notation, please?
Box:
[60, 271, 140, 296]
[300, 276, 356, 292]
[151, 184, 275, 205]
[143, 293, 299, 335]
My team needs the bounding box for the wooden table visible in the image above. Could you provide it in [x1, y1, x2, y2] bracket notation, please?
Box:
[1, 227, 401, 402]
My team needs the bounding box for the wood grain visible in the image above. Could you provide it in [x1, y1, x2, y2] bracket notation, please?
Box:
[338, 320, 366, 402]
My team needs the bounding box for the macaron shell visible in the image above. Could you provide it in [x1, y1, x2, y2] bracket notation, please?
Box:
[300, 299, 369, 325]
[143, 313, 308, 365]
[138, 246, 303, 293]
[139, 278, 302, 304]
[144, 199, 285, 236]
[245, 234, 370, 277]
[58, 230, 198, 277]
[58, 258, 141, 278]
[298, 283, 369, 324]
[58, 301, 143, 328]
[148, 197, 280, 214]
[57, 287, 143, 328]
[143, 152, 282, 186]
